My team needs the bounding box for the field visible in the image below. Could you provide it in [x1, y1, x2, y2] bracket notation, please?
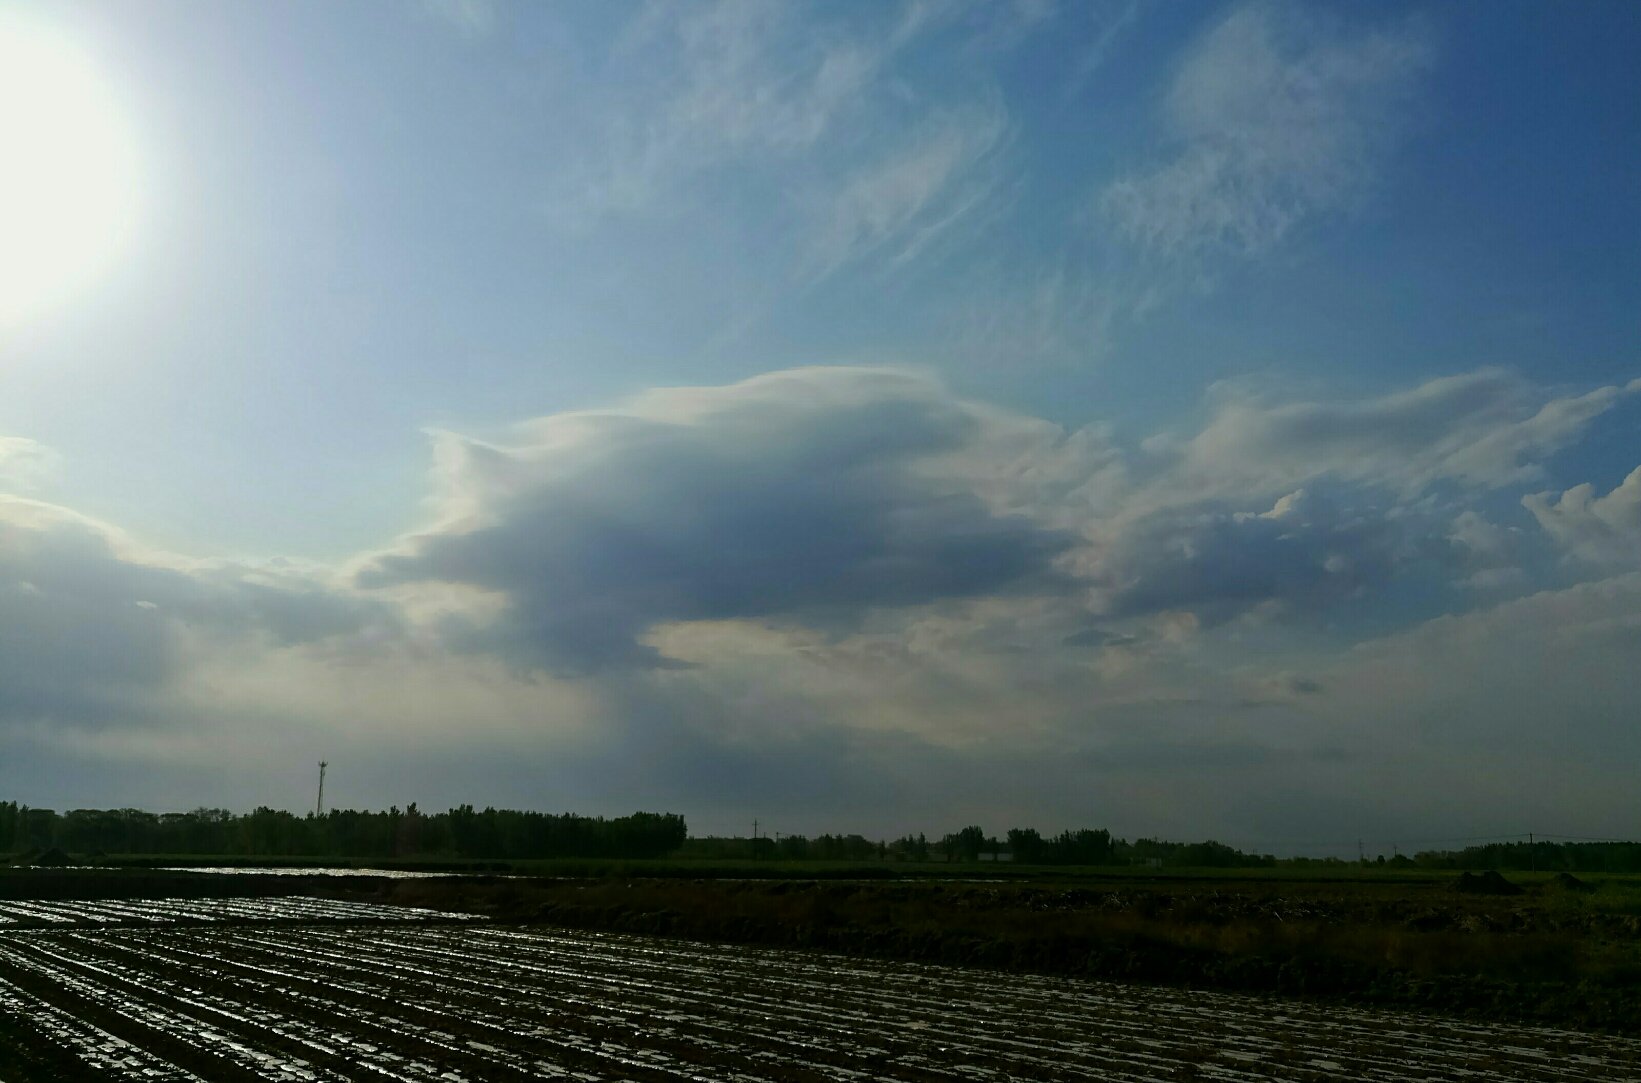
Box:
[367, 867, 1641, 1033]
[4, 907, 1641, 1082]
[4, 866, 1641, 1079]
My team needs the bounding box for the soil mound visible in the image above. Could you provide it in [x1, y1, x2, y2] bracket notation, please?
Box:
[1547, 871, 1596, 894]
[1453, 870, 1523, 895]
[26, 847, 77, 867]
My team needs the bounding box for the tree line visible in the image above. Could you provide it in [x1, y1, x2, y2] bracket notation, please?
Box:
[9, 800, 1636, 871]
[0, 802, 687, 861]
[1413, 840, 1641, 874]
[689, 825, 1277, 867]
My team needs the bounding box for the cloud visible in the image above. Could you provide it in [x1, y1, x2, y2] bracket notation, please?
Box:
[547, 2, 1016, 284]
[351, 366, 1638, 675]
[807, 100, 1009, 276]
[356, 368, 1074, 674]
[1445, 510, 1530, 590]
[1330, 572, 1641, 765]
[1160, 370, 1640, 499]
[0, 436, 59, 492]
[1524, 464, 1641, 570]
[558, 2, 915, 221]
[417, 0, 495, 39]
[0, 497, 391, 728]
[1263, 672, 1324, 697]
[6, 363, 1641, 841]
[1100, 2, 1432, 262]
[940, 260, 1139, 370]
[1064, 0, 1143, 97]
[1063, 371, 1637, 624]
[1091, 487, 1438, 625]
[942, 2, 1431, 369]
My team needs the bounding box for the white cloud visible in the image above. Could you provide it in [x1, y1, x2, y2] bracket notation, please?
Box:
[557, 2, 907, 222]
[1162, 370, 1639, 500]
[1064, 0, 1143, 97]
[1524, 464, 1641, 570]
[417, 0, 495, 39]
[1100, 2, 1432, 262]
[547, 2, 1016, 282]
[0, 436, 59, 492]
[943, 2, 1432, 370]
[807, 101, 1009, 276]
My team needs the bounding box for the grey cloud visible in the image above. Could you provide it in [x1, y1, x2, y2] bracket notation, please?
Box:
[1087, 739, 1337, 772]
[1062, 626, 1136, 649]
[1328, 572, 1641, 769]
[1095, 487, 1441, 624]
[1524, 465, 1641, 570]
[359, 366, 1640, 673]
[1445, 510, 1530, 590]
[1263, 672, 1324, 697]
[0, 499, 390, 725]
[7, 364, 1641, 843]
[357, 369, 1075, 674]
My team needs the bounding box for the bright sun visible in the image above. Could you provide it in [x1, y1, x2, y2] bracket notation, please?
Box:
[0, 18, 141, 324]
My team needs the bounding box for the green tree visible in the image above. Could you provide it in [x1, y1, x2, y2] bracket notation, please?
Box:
[1006, 827, 1043, 863]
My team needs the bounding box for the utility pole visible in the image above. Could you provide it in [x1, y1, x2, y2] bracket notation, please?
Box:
[316, 761, 328, 817]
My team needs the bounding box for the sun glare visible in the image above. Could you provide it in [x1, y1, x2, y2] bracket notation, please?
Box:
[0, 17, 141, 324]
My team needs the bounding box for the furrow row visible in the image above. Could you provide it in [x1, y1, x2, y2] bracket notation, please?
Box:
[3, 924, 1639, 1082]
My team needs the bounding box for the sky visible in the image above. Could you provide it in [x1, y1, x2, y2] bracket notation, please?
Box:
[1, 0, 1638, 855]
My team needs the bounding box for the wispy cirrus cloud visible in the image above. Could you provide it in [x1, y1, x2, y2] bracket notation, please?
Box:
[1063, 0, 1143, 97]
[1100, 2, 1434, 264]
[554, 2, 914, 221]
[547, 1, 1015, 282]
[416, 0, 495, 39]
[806, 100, 1009, 277]
[944, 2, 1436, 369]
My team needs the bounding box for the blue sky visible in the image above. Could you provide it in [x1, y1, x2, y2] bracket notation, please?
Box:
[1, 0, 1638, 853]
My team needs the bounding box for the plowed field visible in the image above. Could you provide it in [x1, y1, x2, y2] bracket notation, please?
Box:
[3, 913, 1638, 1081]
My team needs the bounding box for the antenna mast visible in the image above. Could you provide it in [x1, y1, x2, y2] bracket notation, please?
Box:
[316, 761, 328, 817]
